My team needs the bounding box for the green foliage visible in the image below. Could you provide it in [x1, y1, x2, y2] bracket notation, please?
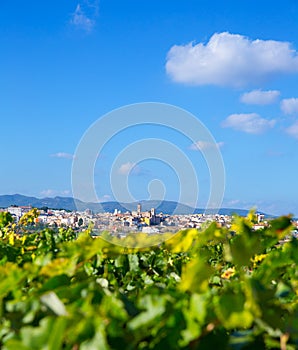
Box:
[0, 212, 297, 349]
[18, 208, 40, 227]
[0, 212, 13, 229]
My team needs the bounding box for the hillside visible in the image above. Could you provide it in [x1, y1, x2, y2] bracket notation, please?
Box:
[0, 194, 270, 216]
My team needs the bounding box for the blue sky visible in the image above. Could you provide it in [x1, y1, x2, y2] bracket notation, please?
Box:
[1, 0, 298, 216]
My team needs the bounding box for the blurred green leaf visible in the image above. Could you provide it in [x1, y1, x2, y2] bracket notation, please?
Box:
[180, 259, 214, 293]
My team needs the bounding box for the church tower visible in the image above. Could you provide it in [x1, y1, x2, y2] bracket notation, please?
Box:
[137, 203, 142, 215]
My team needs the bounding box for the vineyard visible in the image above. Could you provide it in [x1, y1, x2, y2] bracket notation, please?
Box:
[0, 210, 297, 349]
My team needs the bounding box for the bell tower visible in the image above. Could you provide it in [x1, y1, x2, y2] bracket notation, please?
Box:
[137, 203, 142, 215]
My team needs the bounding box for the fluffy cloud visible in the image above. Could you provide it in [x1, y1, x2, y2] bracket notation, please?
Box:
[286, 121, 298, 139]
[222, 113, 276, 134]
[70, 1, 99, 32]
[50, 152, 74, 159]
[99, 194, 112, 202]
[166, 32, 298, 87]
[280, 98, 298, 115]
[40, 189, 70, 197]
[240, 90, 280, 105]
[118, 162, 139, 175]
[190, 140, 224, 151]
[118, 162, 149, 176]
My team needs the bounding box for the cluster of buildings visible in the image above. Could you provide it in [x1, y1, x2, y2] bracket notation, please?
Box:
[1, 204, 298, 238]
[2, 203, 232, 234]
[4, 205, 89, 228]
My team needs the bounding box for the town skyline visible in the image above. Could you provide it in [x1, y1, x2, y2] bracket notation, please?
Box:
[3, 200, 278, 237]
[0, 193, 296, 219]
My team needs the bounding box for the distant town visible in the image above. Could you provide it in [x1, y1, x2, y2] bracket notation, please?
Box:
[2, 203, 298, 238]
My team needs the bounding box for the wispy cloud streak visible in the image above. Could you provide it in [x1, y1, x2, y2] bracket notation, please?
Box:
[70, 1, 99, 33]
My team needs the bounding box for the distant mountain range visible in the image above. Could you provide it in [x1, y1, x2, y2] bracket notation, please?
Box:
[0, 194, 270, 217]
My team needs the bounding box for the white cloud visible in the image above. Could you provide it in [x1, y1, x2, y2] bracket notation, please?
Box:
[222, 113, 276, 134]
[280, 98, 298, 115]
[102, 194, 111, 200]
[118, 162, 149, 176]
[99, 194, 112, 202]
[50, 152, 74, 159]
[286, 121, 298, 139]
[166, 32, 298, 87]
[70, 2, 99, 32]
[40, 189, 71, 197]
[190, 140, 224, 151]
[240, 90, 280, 105]
[41, 189, 56, 197]
[118, 162, 139, 175]
[224, 199, 242, 207]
